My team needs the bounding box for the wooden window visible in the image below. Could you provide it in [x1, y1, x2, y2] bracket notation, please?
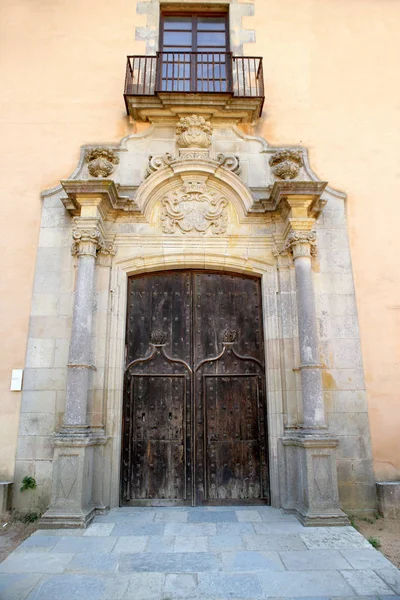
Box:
[158, 12, 230, 93]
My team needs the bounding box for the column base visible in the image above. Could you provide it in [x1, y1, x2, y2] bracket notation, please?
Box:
[280, 433, 349, 527]
[40, 431, 110, 529]
[40, 505, 97, 529]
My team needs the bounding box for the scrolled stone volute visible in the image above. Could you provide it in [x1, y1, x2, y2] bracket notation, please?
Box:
[85, 148, 119, 178]
[284, 230, 317, 259]
[71, 227, 104, 257]
[176, 115, 212, 149]
[269, 149, 303, 180]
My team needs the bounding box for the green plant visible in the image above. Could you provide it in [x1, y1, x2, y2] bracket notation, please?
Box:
[367, 536, 381, 549]
[11, 510, 39, 524]
[20, 476, 37, 492]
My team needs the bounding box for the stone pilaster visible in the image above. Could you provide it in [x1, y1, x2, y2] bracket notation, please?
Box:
[277, 191, 349, 525]
[41, 218, 110, 528]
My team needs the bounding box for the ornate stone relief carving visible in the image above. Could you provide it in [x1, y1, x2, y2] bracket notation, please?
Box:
[144, 153, 173, 179]
[269, 149, 303, 180]
[176, 115, 212, 148]
[284, 230, 317, 258]
[217, 153, 241, 175]
[85, 148, 119, 178]
[160, 181, 228, 235]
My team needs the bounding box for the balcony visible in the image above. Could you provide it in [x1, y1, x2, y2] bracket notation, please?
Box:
[124, 52, 265, 124]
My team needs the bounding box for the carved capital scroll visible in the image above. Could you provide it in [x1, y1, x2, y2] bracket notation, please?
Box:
[284, 230, 317, 259]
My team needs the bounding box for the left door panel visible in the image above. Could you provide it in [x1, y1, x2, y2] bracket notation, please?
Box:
[121, 272, 192, 505]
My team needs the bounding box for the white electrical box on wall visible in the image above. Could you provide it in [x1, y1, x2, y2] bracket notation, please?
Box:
[10, 369, 23, 391]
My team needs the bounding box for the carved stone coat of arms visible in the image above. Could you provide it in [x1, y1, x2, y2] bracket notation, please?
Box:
[160, 182, 228, 235]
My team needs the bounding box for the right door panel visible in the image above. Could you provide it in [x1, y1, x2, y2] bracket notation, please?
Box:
[193, 272, 269, 505]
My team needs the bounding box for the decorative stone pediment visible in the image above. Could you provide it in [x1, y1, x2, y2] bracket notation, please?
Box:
[51, 120, 341, 230]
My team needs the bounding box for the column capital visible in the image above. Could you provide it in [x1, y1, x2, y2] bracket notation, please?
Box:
[71, 226, 104, 258]
[284, 229, 317, 259]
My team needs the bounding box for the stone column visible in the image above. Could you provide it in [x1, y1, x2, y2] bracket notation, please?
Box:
[285, 230, 326, 430]
[62, 228, 102, 432]
[278, 194, 348, 526]
[41, 221, 109, 529]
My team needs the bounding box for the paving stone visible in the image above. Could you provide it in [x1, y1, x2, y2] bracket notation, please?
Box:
[257, 570, 355, 596]
[111, 536, 148, 554]
[111, 523, 164, 537]
[14, 535, 57, 553]
[207, 506, 239, 511]
[82, 523, 114, 537]
[0, 552, 74, 574]
[174, 536, 209, 552]
[341, 570, 395, 595]
[164, 523, 217, 536]
[66, 553, 118, 573]
[26, 573, 129, 600]
[300, 527, 371, 550]
[374, 569, 400, 593]
[0, 573, 42, 600]
[52, 536, 117, 554]
[221, 550, 284, 571]
[340, 549, 396, 570]
[154, 511, 188, 523]
[235, 510, 262, 522]
[253, 521, 313, 535]
[118, 552, 222, 573]
[198, 572, 264, 599]
[123, 573, 164, 600]
[217, 522, 255, 535]
[258, 508, 298, 522]
[209, 534, 245, 551]
[188, 510, 237, 523]
[280, 549, 351, 570]
[31, 528, 83, 536]
[147, 535, 175, 553]
[243, 533, 306, 551]
[95, 512, 156, 523]
[164, 573, 198, 597]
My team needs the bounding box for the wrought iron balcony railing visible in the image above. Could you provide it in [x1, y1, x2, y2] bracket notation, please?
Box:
[124, 52, 264, 118]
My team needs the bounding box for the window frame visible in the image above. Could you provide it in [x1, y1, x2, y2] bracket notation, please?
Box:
[159, 11, 230, 53]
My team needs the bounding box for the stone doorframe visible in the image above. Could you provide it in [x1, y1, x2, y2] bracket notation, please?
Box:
[39, 118, 349, 528]
[106, 256, 278, 511]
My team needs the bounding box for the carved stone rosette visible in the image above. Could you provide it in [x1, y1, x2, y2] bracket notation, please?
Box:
[160, 181, 228, 235]
[176, 115, 212, 149]
[71, 228, 104, 257]
[269, 149, 303, 180]
[284, 230, 317, 258]
[85, 148, 119, 178]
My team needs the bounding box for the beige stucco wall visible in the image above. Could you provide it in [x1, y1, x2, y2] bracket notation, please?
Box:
[0, 0, 399, 483]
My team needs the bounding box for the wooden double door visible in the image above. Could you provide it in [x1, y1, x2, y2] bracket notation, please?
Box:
[121, 271, 269, 506]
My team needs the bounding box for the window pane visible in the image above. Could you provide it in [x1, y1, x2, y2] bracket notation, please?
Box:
[197, 17, 226, 31]
[163, 17, 192, 30]
[197, 32, 226, 47]
[161, 47, 192, 53]
[163, 31, 192, 46]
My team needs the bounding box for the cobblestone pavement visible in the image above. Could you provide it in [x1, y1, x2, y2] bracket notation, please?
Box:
[1, 506, 400, 599]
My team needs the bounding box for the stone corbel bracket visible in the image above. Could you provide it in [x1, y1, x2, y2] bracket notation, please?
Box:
[269, 181, 328, 219]
[60, 180, 140, 218]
